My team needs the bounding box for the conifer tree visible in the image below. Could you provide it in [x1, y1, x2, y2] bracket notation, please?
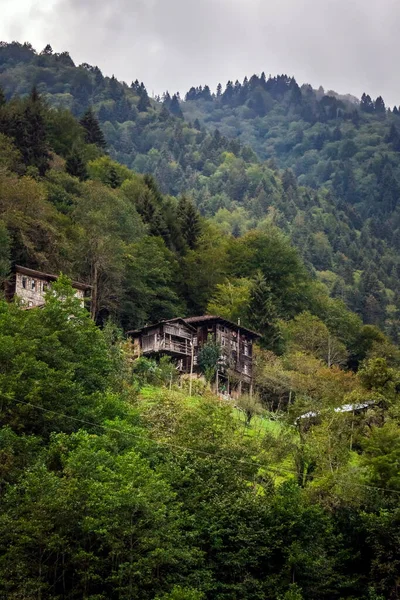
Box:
[386, 123, 400, 151]
[178, 195, 202, 249]
[80, 107, 106, 148]
[248, 271, 281, 349]
[40, 44, 53, 55]
[137, 88, 151, 112]
[360, 93, 374, 113]
[169, 94, 183, 118]
[108, 75, 122, 100]
[21, 86, 50, 175]
[66, 149, 88, 180]
[374, 96, 386, 114]
[94, 67, 104, 87]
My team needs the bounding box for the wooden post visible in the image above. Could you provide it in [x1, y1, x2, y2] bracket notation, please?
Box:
[189, 341, 194, 397]
[90, 262, 98, 321]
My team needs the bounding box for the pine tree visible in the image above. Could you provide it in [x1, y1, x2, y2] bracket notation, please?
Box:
[178, 195, 202, 249]
[0, 86, 5, 107]
[107, 165, 120, 188]
[169, 94, 183, 118]
[248, 271, 281, 350]
[40, 44, 53, 55]
[162, 91, 171, 109]
[386, 123, 400, 151]
[94, 67, 104, 87]
[80, 107, 106, 148]
[108, 75, 122, 100]
[360, 93, 374, 113]
[66, 149, 88, 180]
[159, 105, 170, 121]
[137, 88, 150, 112]
[131, 79, 140, 92]
[21, 86, 50, 175]
[375, 96, 386, 114]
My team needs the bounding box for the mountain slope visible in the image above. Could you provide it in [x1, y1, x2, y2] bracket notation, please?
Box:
[1, 41, 400, 337]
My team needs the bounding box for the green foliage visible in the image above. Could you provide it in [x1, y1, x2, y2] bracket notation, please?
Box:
[362, 422, 400, 490]
[3, 47, 400, 334]
[155, 586, 204, 600]
[133, 355, 179, 388]
[87, 155, 133, 187]
[80, 106, 106, 148]
[197, 335, 221, 382]
[207, 277, 252, 324]
[1, 44, 400, 600]
[0, 277, 114, 436]
[0, 219, 10, 284]
[236, 393, 264, 426]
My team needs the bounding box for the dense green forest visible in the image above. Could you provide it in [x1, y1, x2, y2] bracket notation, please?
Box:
[1, 41, 400, 599]
[3, 41, 400, 337]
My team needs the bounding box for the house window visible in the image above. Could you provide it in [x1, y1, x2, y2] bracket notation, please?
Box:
[22, 277, 27, 289]
[43, 283, 48, 291]
[31, 279, 36, 291]
[244, 345, 249, 356]
[243, 364, 249, 375]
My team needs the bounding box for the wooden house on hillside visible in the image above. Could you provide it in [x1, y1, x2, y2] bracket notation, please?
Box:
[184, 315, 260, 393]
[128, 315, 260, 395]
[127, 318, 196, 373]
[5, 265, 91, 308]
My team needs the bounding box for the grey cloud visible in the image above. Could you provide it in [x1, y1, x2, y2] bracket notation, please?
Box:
[1, 0, 400, 105]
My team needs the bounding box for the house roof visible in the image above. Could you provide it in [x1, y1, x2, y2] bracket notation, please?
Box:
[183, 315, 261, 339]
[126, 317, 197, 337]
[15, 265, 92, 292]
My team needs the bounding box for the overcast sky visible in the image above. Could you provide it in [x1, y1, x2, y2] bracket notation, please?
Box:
[1, 0, 400, 105]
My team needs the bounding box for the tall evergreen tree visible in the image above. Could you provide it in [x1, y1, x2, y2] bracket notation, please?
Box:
[178, 195, 202, 249]
[169, 94, 183, 118]
[374, 96, 386, 114]
[80, 107, 106, 148]
[19, 86, 50, 175]
[66, 149, 88, 180]
[137, 88, 151, 112]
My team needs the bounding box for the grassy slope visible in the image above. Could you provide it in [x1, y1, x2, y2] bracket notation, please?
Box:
[138, 385, 297, 484]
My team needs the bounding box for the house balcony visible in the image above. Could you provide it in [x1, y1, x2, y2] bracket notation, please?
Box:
[142, 336, 192, 356]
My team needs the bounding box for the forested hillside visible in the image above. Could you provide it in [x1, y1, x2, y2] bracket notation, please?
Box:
[1, 41, 400, 338]
[1, 41, 400, 600]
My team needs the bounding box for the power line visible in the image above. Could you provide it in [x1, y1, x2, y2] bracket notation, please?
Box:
[9, 397, 400, 496]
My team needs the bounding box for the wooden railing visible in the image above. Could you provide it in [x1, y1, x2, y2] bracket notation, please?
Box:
[142, 336, 192, 356]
